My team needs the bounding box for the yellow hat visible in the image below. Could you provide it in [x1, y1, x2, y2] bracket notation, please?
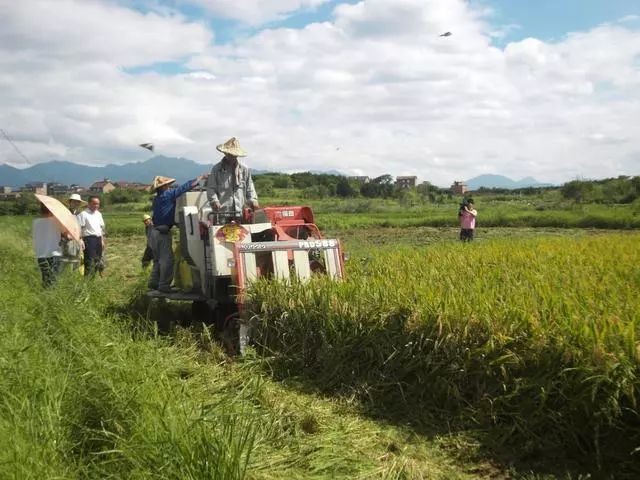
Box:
[67, 193, 87, 206]
[151, 175, 176, 191]
[143, 214, 151, 221]
[216, 137, 247, 157]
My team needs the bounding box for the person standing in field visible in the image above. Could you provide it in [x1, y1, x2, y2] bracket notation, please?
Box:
[33, 202, 65, 287]
[149, 174, 208, 293]
[78, 195, 106, 276]
[206, 137, 259, 223]
[60, 193, 85, 272]
[459, 198, 478, 242]
[141, 214, 153, 268]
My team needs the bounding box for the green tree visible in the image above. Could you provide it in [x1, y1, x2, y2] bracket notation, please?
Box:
[336, 178, 356, 197]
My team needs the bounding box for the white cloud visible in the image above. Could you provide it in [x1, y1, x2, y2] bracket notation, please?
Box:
[0, 0, 639, 185]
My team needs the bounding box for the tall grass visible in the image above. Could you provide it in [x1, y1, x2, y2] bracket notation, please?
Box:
[0, 232, 259, 479]
[0, 224, 480, 479]
[248, 234, 640, 477]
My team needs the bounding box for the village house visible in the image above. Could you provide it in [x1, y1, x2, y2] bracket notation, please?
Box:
[0, 186, 21, 200]
[395, 176, 417, 189]
[348, 176, 370, 184]
[114, 181, 150, 191]
[22, 182, 47, 195]
[89, 178, 116, 194]
[47, 182, 70, 196]
[450, 180, 468, 195]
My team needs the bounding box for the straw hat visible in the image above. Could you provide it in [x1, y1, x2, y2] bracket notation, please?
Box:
[216, 137, 247, 157]
[67, 193, 87, 206]
[142, 214, 151, 222]
[151, 176, 175, 191]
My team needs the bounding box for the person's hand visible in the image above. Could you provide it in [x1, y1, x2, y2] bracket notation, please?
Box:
[249, 200, 259, 209]
[198, 173, 209, 182]
[211, 200, 221, 211]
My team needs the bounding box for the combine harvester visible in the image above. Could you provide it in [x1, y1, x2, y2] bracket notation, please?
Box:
[148, 190, 345, 353]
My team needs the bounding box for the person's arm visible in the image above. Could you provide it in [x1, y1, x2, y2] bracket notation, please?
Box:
[245, 168, 259, 208]
[206, 168, 220, 207]
[167, 175, 207, 201]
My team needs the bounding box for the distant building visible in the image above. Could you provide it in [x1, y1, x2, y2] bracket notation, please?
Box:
[113, 181, 150, 191]
[451, 181, 468, 195]
[0, 191, 21, 200]
[48, 183, 70, 196]
[396, 176, 417, 189]
[23, 182, 47, 195]
[89, 179, 116, 194]
[1, 186, 12, 194]
[348, 176, 370, 184]
[69, 184, 85, 193]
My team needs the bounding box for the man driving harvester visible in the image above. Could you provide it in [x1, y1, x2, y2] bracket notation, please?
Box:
[206, 137, 259, 223]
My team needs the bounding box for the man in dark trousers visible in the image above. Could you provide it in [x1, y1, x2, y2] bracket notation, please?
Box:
[77, 195, 106, 276]
[148, 174, 207, 293]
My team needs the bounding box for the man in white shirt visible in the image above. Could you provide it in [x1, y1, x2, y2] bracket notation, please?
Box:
[33, 202, 64, 287]
[77, 195, 106, 276]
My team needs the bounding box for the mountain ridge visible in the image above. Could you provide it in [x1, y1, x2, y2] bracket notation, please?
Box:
[465, 174, 553, 190]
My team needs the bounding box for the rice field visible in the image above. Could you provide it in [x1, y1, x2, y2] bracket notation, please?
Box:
[247, 233, 640, 477]
[1, 208, 639, 478]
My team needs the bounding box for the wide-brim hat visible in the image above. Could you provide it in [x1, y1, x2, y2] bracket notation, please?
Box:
[151, 176, 176, 191]
[67, 193, 87, 206]
[216, 137, 247, 157]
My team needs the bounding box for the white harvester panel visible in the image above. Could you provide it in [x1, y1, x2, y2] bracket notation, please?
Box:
[175, 191, 208, 224]
[209, 223, 272, 277]
[235, 239, 344, 287]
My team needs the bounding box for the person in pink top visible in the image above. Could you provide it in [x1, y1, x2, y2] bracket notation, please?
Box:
[459, 199, 477, 242]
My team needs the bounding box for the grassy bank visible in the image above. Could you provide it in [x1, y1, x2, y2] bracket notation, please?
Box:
[248, 233, 640, 477]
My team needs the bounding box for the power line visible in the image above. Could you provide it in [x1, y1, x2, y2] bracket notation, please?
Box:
[0, 128, 32, 165]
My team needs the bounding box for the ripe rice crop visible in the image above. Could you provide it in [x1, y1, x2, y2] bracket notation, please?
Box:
[247, 233, 640, 475]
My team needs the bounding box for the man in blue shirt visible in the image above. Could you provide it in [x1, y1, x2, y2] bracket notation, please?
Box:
[148, 174, 207, 293]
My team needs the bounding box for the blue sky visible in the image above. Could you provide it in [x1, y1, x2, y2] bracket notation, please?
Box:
[2, 0, 639, 183]
[484, 0, 639, 44]
[162, 0, 639, 46]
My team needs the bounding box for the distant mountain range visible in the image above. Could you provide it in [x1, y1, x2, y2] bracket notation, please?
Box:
[1, 157, 553, 190]
[465, 174, 553, 190]
[0, 156, 271, 187]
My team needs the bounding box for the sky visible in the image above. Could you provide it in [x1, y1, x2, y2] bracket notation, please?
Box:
[0, 0, 639, 186]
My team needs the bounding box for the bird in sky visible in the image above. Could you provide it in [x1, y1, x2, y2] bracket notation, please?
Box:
[139, 143, 154, 152]
[439, 32, 452, 37]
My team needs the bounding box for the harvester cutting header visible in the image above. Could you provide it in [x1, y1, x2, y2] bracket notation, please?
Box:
[146, 137, 345, 353]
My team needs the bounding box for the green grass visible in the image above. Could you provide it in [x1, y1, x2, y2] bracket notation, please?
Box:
[0, 221, 485, 479]
[4, 206, 639, 478]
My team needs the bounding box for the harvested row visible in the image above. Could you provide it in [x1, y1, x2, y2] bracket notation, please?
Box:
[248, 233, 640, 477]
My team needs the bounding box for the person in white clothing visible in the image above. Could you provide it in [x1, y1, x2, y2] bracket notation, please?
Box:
[77, 195, 106, 276]
[33, 202, 65, 287]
